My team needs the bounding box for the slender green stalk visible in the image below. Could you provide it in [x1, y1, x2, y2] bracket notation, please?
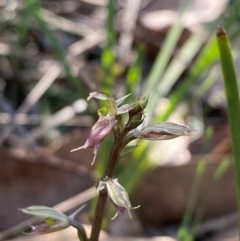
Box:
[144, 0, 193, 95]
[147, 32, 206, 115]
[126, 45, 145, 95]
[157, 36, 219, 122]
[89, 131, 127, 241]
[71, 220, 88, 241]
[177, 126, 213, 240]
[216, 27, 240, 232]
[190, 158, 231, 236]
[101, 0, 116, 93]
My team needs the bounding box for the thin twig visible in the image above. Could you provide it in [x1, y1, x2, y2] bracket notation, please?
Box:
[21, 99, 88, 145]
[42, 9, 94, 36]
[0, 113, 92, 126]
[67, 31, 105, 57]
[0, 64, 61, 144]
[78, 0, 107, 7]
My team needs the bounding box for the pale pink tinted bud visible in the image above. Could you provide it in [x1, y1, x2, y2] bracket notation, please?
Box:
[19, 206, 70, 234]
[87, 115, 117, 148]
[97, 177, 140, 220]
[71, 115, 117, 164]
[19, 205, 86, 235]
[133, 122, 192, 140]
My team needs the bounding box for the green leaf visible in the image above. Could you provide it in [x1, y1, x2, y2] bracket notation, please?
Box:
[216, 27, 240, 230]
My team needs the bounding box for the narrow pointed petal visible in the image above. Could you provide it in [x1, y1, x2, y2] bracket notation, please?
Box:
[127, 205, 140, 219]
[116, 94, 131, 106]
[117, 96, 148, 115]
[87, 92, 111, 101]
[96, 181, 106, 193]
[20, 206, 68, 223]
[127, 209, 132, 219]
[68, 205, 87, 221]
[87, 92, 117, 115]
[70, 143, 88, 152]
[117, 102, 140, 115]
[111, 212, 119, 220]
[91, 145, 100, 165]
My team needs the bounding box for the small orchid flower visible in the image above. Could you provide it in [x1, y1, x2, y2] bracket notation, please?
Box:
[133, 122, 192, 140]
[87, 92, 148, 116]
[71, 92, 146, 164]
[19, 205, 86, 235]
[97, 176, 140, 220]
[71, 115, 117, 164]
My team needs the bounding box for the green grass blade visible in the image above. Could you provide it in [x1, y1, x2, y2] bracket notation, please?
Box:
[126, 45, 145, 95]
[147, 32, 206, 114]
[101, 0, 116, 93]
[177, 126, 214, 241]
[214, 158, 231, 181]
[97, 0, 117, 181]
[216, 27, 240, 231]
[192, 66, 220, 104]
[143, 0, 193, 96]
[157, 36, 219, 122]
[189, 158, 231, 239]
[123, 14, 240, 195]
[127, 36, 220, 181]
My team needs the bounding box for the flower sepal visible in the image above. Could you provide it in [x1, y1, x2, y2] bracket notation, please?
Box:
[117, 96, 148, 115]
[71, 115, 117, 164]
[128, 96, 148, 116]
[19, 205, 87, 239]
[97, 177, 140, 220]
[133, 122, 192, 140]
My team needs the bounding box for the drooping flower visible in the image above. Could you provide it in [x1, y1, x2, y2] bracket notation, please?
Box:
[71, 92, 147, 164]
[71, 115, 117, 164]
[19, 205, 86, 235]
[97, 176, 140, 220]
[132, 122, 192, 140]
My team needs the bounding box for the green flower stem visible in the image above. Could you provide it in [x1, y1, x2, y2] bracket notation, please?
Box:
[71, 220, 88, 241]
[216, 27, 240, 232]
[89, 134, 125, 241]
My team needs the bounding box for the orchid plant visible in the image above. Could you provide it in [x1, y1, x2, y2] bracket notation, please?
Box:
[20, 92, 192, 241]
